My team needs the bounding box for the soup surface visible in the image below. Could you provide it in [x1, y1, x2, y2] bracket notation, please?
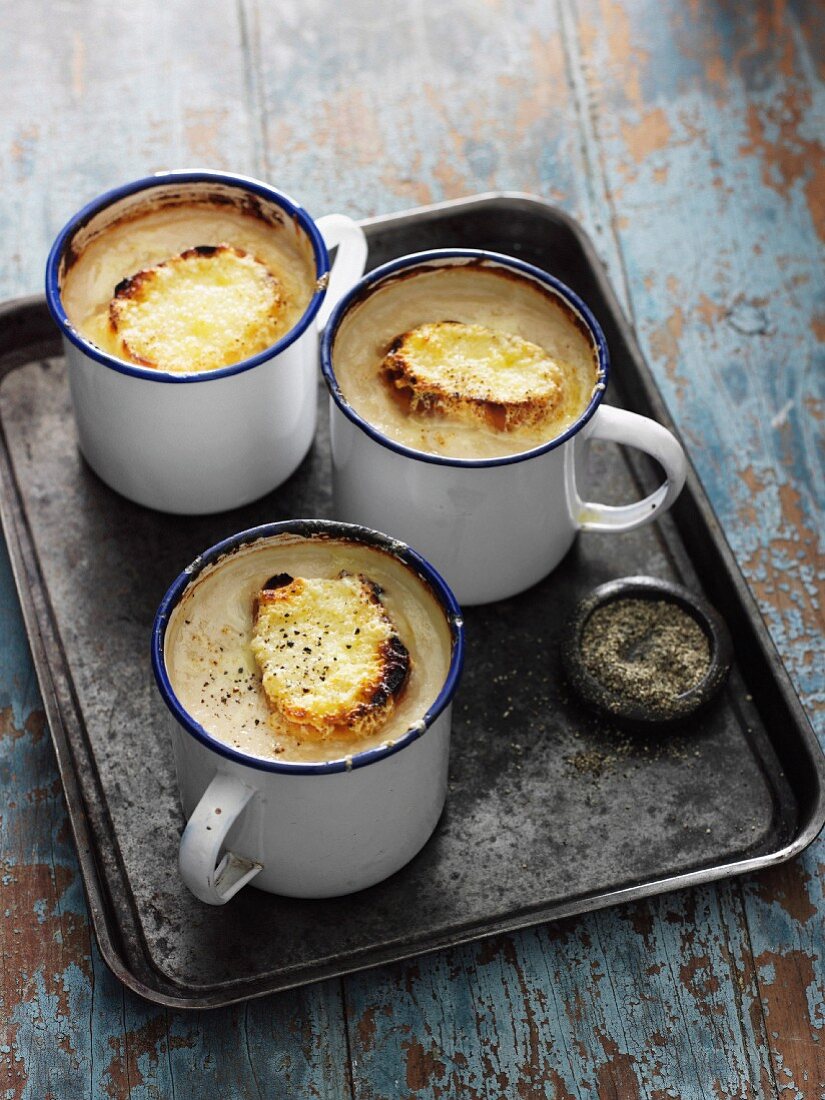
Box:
[332, 263, 601, 459]
[164, 535, 453, 764]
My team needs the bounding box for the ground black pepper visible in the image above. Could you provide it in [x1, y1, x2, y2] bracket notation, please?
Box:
[580, 598, 710, 713]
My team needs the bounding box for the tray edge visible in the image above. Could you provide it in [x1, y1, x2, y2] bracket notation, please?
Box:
[1, 193, 823, 1008]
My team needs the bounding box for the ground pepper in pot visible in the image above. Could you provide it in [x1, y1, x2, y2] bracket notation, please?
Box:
[579, 598, 710, 714]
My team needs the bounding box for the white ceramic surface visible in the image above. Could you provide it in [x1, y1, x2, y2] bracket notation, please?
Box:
[322, 251, 688, 606]
[46, 172, 367, 515]
[151, 521, 464, 905]
[170, 705, 453, 902]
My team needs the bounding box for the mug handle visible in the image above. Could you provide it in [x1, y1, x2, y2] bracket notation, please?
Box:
[315, 214, 368, 330]
[178, 773, 262, 905]
[576, 405, 687, 532]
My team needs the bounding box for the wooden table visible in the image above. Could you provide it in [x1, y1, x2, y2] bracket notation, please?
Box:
[1, 2, 822, 1095]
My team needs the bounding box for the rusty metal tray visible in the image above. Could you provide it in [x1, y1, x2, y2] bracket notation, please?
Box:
[1, 193, 822, 1009]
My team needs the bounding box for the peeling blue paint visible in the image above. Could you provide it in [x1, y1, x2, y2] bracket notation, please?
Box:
[0, 1, 822, 1097]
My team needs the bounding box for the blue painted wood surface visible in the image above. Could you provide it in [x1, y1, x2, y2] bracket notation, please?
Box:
[0, 1, 822, 1096]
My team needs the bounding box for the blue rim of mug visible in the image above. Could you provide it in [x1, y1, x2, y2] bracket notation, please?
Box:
[44, 170, 331, 384]
[151, 520, 465, 775]
[320, 248, 610, 467]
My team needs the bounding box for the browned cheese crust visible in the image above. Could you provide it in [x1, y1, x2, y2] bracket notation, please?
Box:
[251, 572, 411, 741]
[380, 321, 567, 433]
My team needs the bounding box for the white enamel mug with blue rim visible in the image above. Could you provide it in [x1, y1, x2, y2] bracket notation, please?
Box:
[45, 171, 367, 515]
[151, 520, 464, 904]
[321, 250, 688, 606]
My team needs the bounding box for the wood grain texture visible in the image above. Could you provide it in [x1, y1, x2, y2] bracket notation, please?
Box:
[570, 2, 825, 1095]
[0, 0, 822, 1096]
[0, 4, 350, 1098]
[345, 887, 775, 1099]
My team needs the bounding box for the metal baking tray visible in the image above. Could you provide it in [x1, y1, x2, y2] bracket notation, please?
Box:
[1, 193, 822, 1009]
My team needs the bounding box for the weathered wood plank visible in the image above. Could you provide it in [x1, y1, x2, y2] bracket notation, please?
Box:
[0, 0, 822, 1096]
[1, 532, 104, 1100]
[0, 3, 352, 1097]
[344, 886, 776, 1099]
[243, 0, 588, 221]
[571, 0, 825, 1096]
[742, 861, 825, 1100]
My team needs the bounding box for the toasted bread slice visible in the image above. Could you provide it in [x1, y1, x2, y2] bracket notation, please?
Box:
[108, 244, 285, 372]
[381, 321, 569, 432]
[250, 572, 411, 740]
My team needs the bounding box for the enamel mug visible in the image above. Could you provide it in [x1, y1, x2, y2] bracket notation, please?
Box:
[45, 171, 367, 514]
[151, 520, 464, 904]
[321, 250, 688, 605]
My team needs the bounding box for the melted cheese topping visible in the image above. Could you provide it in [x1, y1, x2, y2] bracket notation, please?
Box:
[107, 245, 285, 372]
[251, 574, 409, 738]
[333, 264, 601, 459]
[383, 321, 568, 430]
[61, 201, 316, 373]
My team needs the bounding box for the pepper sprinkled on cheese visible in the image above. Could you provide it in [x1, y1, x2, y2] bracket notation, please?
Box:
[250, 572, 411, 740]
